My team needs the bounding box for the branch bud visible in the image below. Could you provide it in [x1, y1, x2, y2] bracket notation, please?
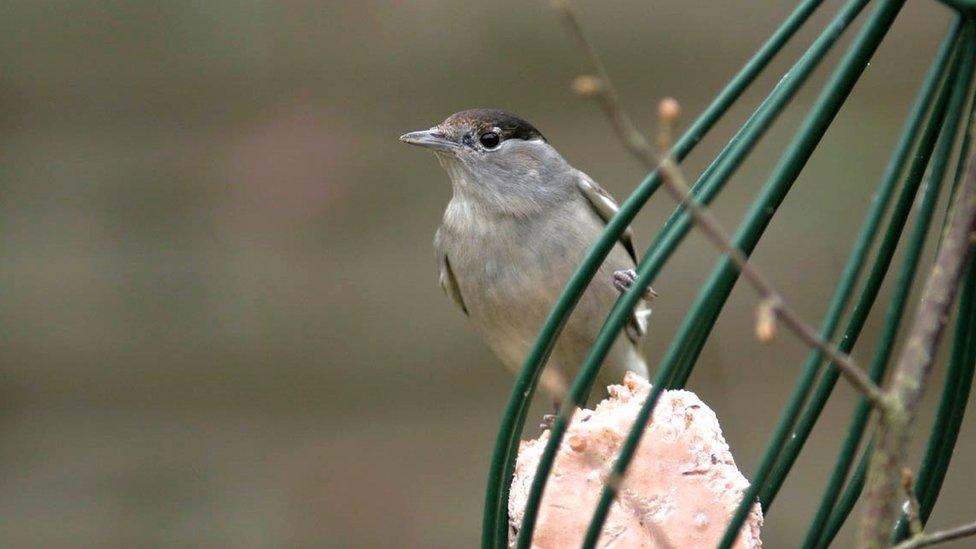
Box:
[572, 75, 603, 97]
[756, 298, 778, 343]
[657, 97, 681, 125]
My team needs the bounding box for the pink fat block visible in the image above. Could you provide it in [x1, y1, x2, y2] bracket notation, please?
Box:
[509, 372, 763, 548]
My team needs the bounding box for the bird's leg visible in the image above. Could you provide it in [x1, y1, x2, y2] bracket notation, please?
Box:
[612, 269, 657, 301]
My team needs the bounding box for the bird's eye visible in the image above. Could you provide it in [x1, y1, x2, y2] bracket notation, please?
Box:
[479, 131, 500, 149]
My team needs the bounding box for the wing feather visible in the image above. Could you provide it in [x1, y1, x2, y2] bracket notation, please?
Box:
[575, 174, 638, 263]
[438, 254, 468, 316]
[576, 173, 648, 345]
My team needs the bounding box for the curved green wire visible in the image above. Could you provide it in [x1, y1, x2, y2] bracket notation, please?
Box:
[818, 441, 872, 548]
[802, 25, 974, 548]
[483, 0, 830, 546]
[938, 0, 976, 13]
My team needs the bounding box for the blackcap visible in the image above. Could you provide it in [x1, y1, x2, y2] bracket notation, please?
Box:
[401, 109, 653, 398]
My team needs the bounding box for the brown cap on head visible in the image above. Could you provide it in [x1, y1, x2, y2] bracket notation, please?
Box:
[439, 109, 546, 143]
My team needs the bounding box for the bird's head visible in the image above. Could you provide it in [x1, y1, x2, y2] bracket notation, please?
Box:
[400, 109, 574, 210]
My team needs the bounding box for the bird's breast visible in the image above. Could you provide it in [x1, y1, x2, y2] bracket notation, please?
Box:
[438, 199, 597, 312]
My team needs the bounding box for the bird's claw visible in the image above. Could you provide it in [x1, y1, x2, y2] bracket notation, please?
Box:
[540, 414, 556, 430]
[612, 269, 658, 301]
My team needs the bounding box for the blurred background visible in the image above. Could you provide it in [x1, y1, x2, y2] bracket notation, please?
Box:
[1, 0, 973, 547]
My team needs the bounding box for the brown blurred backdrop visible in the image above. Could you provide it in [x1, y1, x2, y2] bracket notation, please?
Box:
[1, 0, 973, 547]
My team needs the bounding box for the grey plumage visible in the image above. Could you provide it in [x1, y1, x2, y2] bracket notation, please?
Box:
[401, 109, 650, 398]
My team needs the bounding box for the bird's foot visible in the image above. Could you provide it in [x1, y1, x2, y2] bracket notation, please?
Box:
[540, 400, 562, 430]
[612, 269, 658, 301]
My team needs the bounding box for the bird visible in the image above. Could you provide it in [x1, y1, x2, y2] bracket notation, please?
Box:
[400, 109, 654, 400]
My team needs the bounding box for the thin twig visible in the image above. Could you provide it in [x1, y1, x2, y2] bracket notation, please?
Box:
[859, 142, 976, 548]
[893, 520, 976, 549]
[553, 0, 655, 168]
[552, 0, 886, 406]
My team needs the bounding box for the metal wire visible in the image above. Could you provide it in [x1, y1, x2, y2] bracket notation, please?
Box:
[484, 1, 976, 547]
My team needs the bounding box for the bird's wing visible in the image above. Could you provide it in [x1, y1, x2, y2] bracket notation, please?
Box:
[576, 173, 648, 345]
[438, 253, 468, 316]
[575, 173, 638, 263]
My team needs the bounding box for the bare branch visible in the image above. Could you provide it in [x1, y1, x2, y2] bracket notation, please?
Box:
[893, 520, 976, 549]
[858, 143, 976, 548]
[551, 0, 885, 407]
[553, 0, 655, 168]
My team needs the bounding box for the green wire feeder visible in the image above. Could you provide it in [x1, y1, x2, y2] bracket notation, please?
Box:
[481, 1, 976, 547]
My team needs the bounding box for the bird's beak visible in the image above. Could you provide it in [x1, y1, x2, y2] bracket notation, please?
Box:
[399, 128, 457, 152]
